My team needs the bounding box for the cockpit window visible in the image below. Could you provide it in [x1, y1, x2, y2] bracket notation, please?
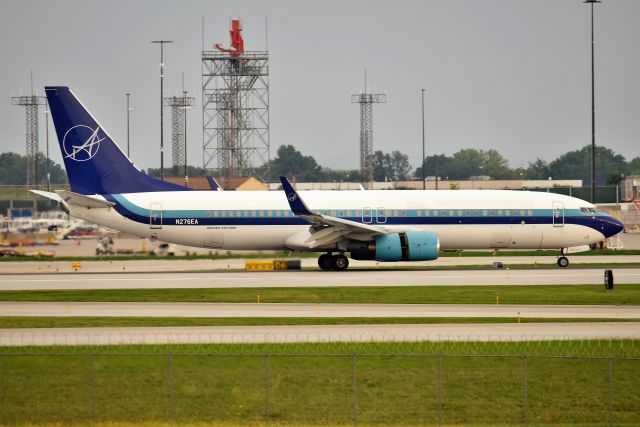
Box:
[580, 207, 597, 214]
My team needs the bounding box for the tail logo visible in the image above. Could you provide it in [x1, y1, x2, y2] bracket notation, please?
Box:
[62, 125, 105, 162]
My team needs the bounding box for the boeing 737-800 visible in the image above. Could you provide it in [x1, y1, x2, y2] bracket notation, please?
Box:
[32, 87, 624, 270]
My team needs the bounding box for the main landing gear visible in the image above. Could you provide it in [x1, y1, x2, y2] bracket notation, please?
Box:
[557, 249, 569, 268]
[318, 253, 349, 271]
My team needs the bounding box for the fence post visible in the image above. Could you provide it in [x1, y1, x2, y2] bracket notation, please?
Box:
[523, 356, 529, 427]
[608, 358, 613, 427]
[352, 355, 358, 426]
[264, 355, 270, 425]
[91, 354, 96, 425]
[437, 356, 443, 426]
[167, 353, 174, 421]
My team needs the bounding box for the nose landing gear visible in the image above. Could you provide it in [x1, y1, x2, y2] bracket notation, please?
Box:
[318, 253, 349, 271]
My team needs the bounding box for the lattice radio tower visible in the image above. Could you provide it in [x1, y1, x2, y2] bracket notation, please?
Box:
[11, 75, 46, 188]
[165, 93, 195, 170]
[202, 19, 270, 181]
[351, 71, 386, 189]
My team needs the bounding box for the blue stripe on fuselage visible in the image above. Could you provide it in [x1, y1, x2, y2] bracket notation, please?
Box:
[102, 194, 612, 234]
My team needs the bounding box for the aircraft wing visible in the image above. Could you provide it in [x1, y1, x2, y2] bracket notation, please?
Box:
[279, 176, 386, 248]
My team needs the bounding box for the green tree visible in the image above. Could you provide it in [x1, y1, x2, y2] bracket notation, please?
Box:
[415, 154, 450, 181]
[268, 145, 325, 182]
[524, 158, 551, 179]
[0, 152, 67, 185]
[389, 151, 412, 181]
[548, 145, 628, 185]
[628, 157, 640, 175]
[372, 151, 389, 181]
[481, 149, 513, 179]
[372, 150, 412, 181]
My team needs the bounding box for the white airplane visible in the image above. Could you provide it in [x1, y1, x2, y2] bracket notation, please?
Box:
[33, 86, 624, 270]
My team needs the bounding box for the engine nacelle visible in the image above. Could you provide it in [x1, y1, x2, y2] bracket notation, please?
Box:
[349, 231, 440, 262]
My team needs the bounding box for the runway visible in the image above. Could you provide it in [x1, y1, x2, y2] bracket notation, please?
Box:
[2, 254, 639, 275]
[1, 268, 639, 290]
[2, 322, 639, 346]
[2, 302, 639, 319]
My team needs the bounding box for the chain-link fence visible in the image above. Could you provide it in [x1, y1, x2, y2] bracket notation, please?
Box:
[0, 352, 638, 425]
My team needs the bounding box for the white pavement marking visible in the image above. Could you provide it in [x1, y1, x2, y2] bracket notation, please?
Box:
[1, 302, 639, 319]
[1, 268, 639, 290]
[2, 322, 639, 346]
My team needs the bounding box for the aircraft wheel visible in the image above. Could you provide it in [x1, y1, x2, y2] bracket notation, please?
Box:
[332, 254, 349, 271]
[318, 253, 333, 270]
[557, 256, 569, 268]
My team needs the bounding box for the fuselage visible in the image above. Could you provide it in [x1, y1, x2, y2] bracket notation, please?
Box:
[69, 189, 621, 253]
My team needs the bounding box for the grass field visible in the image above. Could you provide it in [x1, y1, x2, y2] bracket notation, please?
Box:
[0, 316, 636, 329]
[1, 341, 639, 426]
[0, 284, 638, 305]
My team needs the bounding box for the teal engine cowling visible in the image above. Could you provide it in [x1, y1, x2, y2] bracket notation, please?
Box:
[349, 231, 440, 261]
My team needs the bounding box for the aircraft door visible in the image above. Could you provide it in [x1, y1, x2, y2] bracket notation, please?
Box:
[362, 207, 372, 224]
[150, 203, 162, 229]
[376, 207, 387, 224]
[552, 201, 564, 227]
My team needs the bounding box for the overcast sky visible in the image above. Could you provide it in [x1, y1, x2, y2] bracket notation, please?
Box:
[1, 0, 639, 175]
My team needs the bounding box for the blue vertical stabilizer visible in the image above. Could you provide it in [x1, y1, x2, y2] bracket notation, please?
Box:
[45, 86, 191, 195]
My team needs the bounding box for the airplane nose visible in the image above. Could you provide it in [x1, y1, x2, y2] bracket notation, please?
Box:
[600, 216, 624, 238]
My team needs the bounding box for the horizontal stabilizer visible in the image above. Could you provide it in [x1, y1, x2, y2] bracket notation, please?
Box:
[55, 190, 115, 209]
[29, 190, 63, 203]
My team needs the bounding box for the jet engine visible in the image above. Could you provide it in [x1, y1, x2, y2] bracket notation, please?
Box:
[349, 231, 440, 261]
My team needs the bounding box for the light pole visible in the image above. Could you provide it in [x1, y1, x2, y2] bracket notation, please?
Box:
[44, 103, 50, 193]
[181, 90, 191, 188]
[151, 40, 173, 180]
[421, 88, 426, 190]
[126, 93, 133, 158]
[584, 0, 601, 203]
